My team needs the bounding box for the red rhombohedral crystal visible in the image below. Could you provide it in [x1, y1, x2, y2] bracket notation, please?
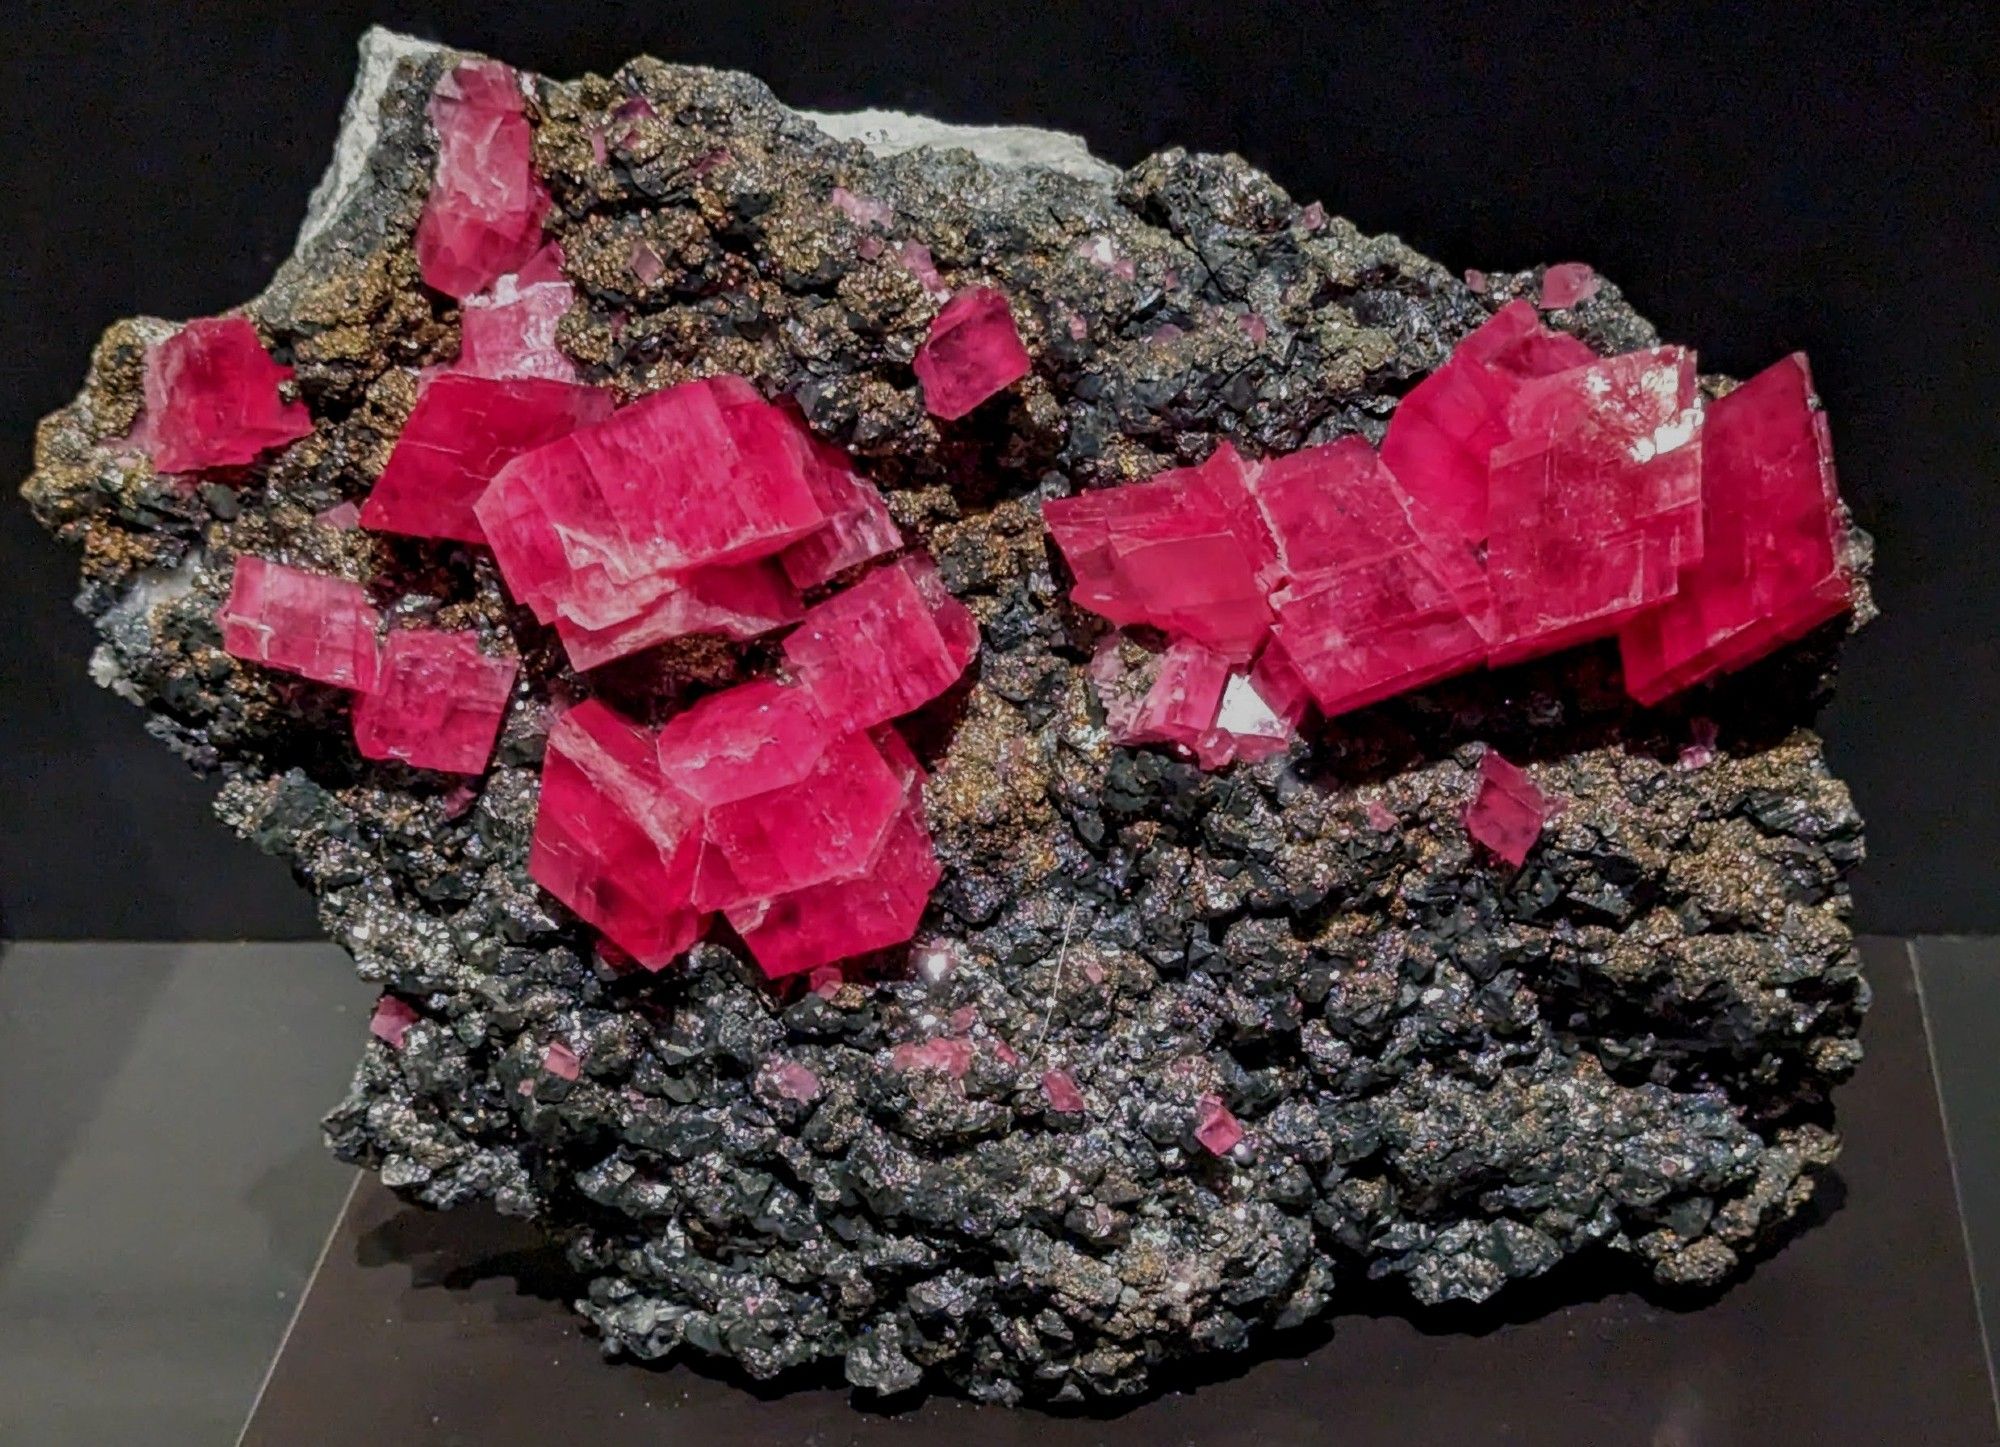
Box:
[139, 317, 313, 474]
[415, 60, 553, 300]
[912, 288, 1032, 420]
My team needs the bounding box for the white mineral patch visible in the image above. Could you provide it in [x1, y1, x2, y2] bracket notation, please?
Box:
[298, 27, 440, 249]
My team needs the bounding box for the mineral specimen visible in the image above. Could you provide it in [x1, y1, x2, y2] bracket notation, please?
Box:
[21, 28, 1874, 1409]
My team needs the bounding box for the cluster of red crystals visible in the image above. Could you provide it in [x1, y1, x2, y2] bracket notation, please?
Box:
[912, 288, 1032, 420]
[415, 60, 551, 300]
[352, 629, 519, 774]
[475, 376, 906, 671]
[523, 549, 972, 978]
[1618, 354, 1851, 702]
[1047, 295, 1850, 769]
[219, 558, 516, 775]
[1461, 750, 1551, 867]
[139, 317, 313, 474]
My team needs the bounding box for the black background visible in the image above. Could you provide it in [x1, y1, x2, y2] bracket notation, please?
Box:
[3, 1, 1995, 938]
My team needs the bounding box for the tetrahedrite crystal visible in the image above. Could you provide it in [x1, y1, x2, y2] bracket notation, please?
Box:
[912, 287, 1032, 419]
[22, 31, 1874, 1409]
[138, 317, 314, 474]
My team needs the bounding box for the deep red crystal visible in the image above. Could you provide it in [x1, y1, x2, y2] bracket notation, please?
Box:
[1462, 750, 1550, 867]
[783, 555, 979, 730]
[912, 288, 1032, 420]
[351, 629, 517, 774]
[141, 317, 313, 474]
[216, 557, 380, 690]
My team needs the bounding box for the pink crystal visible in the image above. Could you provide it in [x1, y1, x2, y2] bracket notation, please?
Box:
[141, 317, 313, 474]
[913, 288, 1032, 420]
[1041, 1069, 1086, 1113]
[362, 374, 612, 544]
[783, 555, 979, 729]
[891, 1035, 974, 1079]
[698, 729, 911, 909]
[529, 700, 705, 967]
[1618, 354, 1850, 703]
[1239, 312, 1269, 343]
[315, 501, 362, 529]
[1539, 262, 1601, 310]
[1195, 662, 1305, 768]
[808, 964, 845, 997]
[455, 243, 579, 382]
[369, 996, 419, 1049]
[1299, 201, 1326, 231]
[1486, 347, 1704, 664]
[1043, 444, 1277, 660]
[830, 186, 894, 229]
[1462, 750, 1550, 866]
[217, 557, 380, 690]
[553, 560, 803, 671]
[542, 1041, 582, 1080]
[1464, 268, 1489, 293]
[351, 629, 517, 774]
[655, 680, 829, 807]
[628, 240, 664, 286]
[728, 792, 941, 978]
[896, 240, 949, 296]
[778, 438, 903, 588]
[477, 377, 831, 619]
[1195, 1094, 1243, 1155]
[768, 1060, 821, 1103]
[1128, 638, 1231, 754]
[415, 61, 552, 300]
[1365, 800, 1398, 831]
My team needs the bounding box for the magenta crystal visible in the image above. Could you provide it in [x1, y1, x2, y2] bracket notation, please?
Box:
[414, 60, 552, 300]
[912, 288, 1032, 420]
[455, 243, 581, 382]
[140, 317, 313, 474]
[369, 996, 419, 1049]
[1619, 354, 1851, 703]
[542, 1041, 582, 1080]
[783, 555, 979, 730]
[1195, 1094, 1243, 1156]
[891, 1035, 974, 1079]
[1462, 750, 1550, 867]
[351, 629, 517, 774]
[217, 556, 380, 690]
[552, 560, 802, 671]
[361, 373, 612, 544]
[768, 1060, 822, 1103]
[1539, 262, 1601, 310]
[779, 445, 903, 589]
[1041, 1069, 1086, 1114]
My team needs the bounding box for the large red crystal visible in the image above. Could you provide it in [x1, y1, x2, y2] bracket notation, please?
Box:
[415, 61, 552, 300]
[912, 288, 1032, 420]
[1619, 354, 1850, 702]
[783, 555, 979, 729]
[217, 557, 380, 690]
[141, 317, 313, 474]
[528, 701, 705, 967]
[1485, 346, 1705, 664]
[552, 561, 802, 672]
[1043, 445, 1277, 660]
[351, 629, 518, 774]
[1462, 750, 1550, 867]
[361, 374, 612, 544]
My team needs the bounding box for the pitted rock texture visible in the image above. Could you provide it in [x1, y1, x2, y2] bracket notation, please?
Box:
[21, 29, 1871, 1405]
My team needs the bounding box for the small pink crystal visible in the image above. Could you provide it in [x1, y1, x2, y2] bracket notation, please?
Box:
[829, 186, 894, 229]
[1539, 262, 1601, 310]
[351, 629, 518, 774]
[768, 1060, 821, 1103]
[415, 61, 552, 300]
[455, 242, 579, 382]
[1195, 1094, 1243, 1155]
[1365, 800, 1398, 832]
[362, 374, 612, 544]
[913, 288, 1032, 420]
[783, 555, 979, 729]
[370, 996, 419, 1049]
[1195, 662, 1305, 768]
[217, 557, 380, 690]
[628, 240, 664, 286]
[892, 1035, 974, 1079]
[315, 501, 362, 529]
[1239, 312, 1269, 343]
[1462, 750, 1550, 866]
[1464, 269, 1488, 293]
[1618, 354, 1850, 703]
[896, 240, 949, 297]
[808, 964, 845, 998]
[1299, 201, 1326, 231]
[1041, 1069, 1086, 1113]
[542, 1041, 582, 1080]
[141, 317, 313, 474]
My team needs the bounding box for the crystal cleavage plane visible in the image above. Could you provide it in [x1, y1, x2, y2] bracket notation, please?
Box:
[20, 30, 1872, 1407]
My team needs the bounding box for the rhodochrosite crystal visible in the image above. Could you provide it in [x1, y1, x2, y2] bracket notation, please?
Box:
[1462, 750, 1551, 866]
[360, 374, 612, 543]
[350, 629, 518, 774]
[139, 317, 313, 473]
[1619, 354, 1851, 703]
[216, 557, 380, 690]
[912, 287, 1032, 419]
[25, 32, 1873, 1407]
[415, 60, 551, 299]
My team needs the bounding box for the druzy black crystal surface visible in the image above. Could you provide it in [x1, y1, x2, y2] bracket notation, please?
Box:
[20, 29, 1871, 1405]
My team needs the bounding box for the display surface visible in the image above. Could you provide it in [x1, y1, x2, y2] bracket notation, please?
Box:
[21, 29, 1872, 1404]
